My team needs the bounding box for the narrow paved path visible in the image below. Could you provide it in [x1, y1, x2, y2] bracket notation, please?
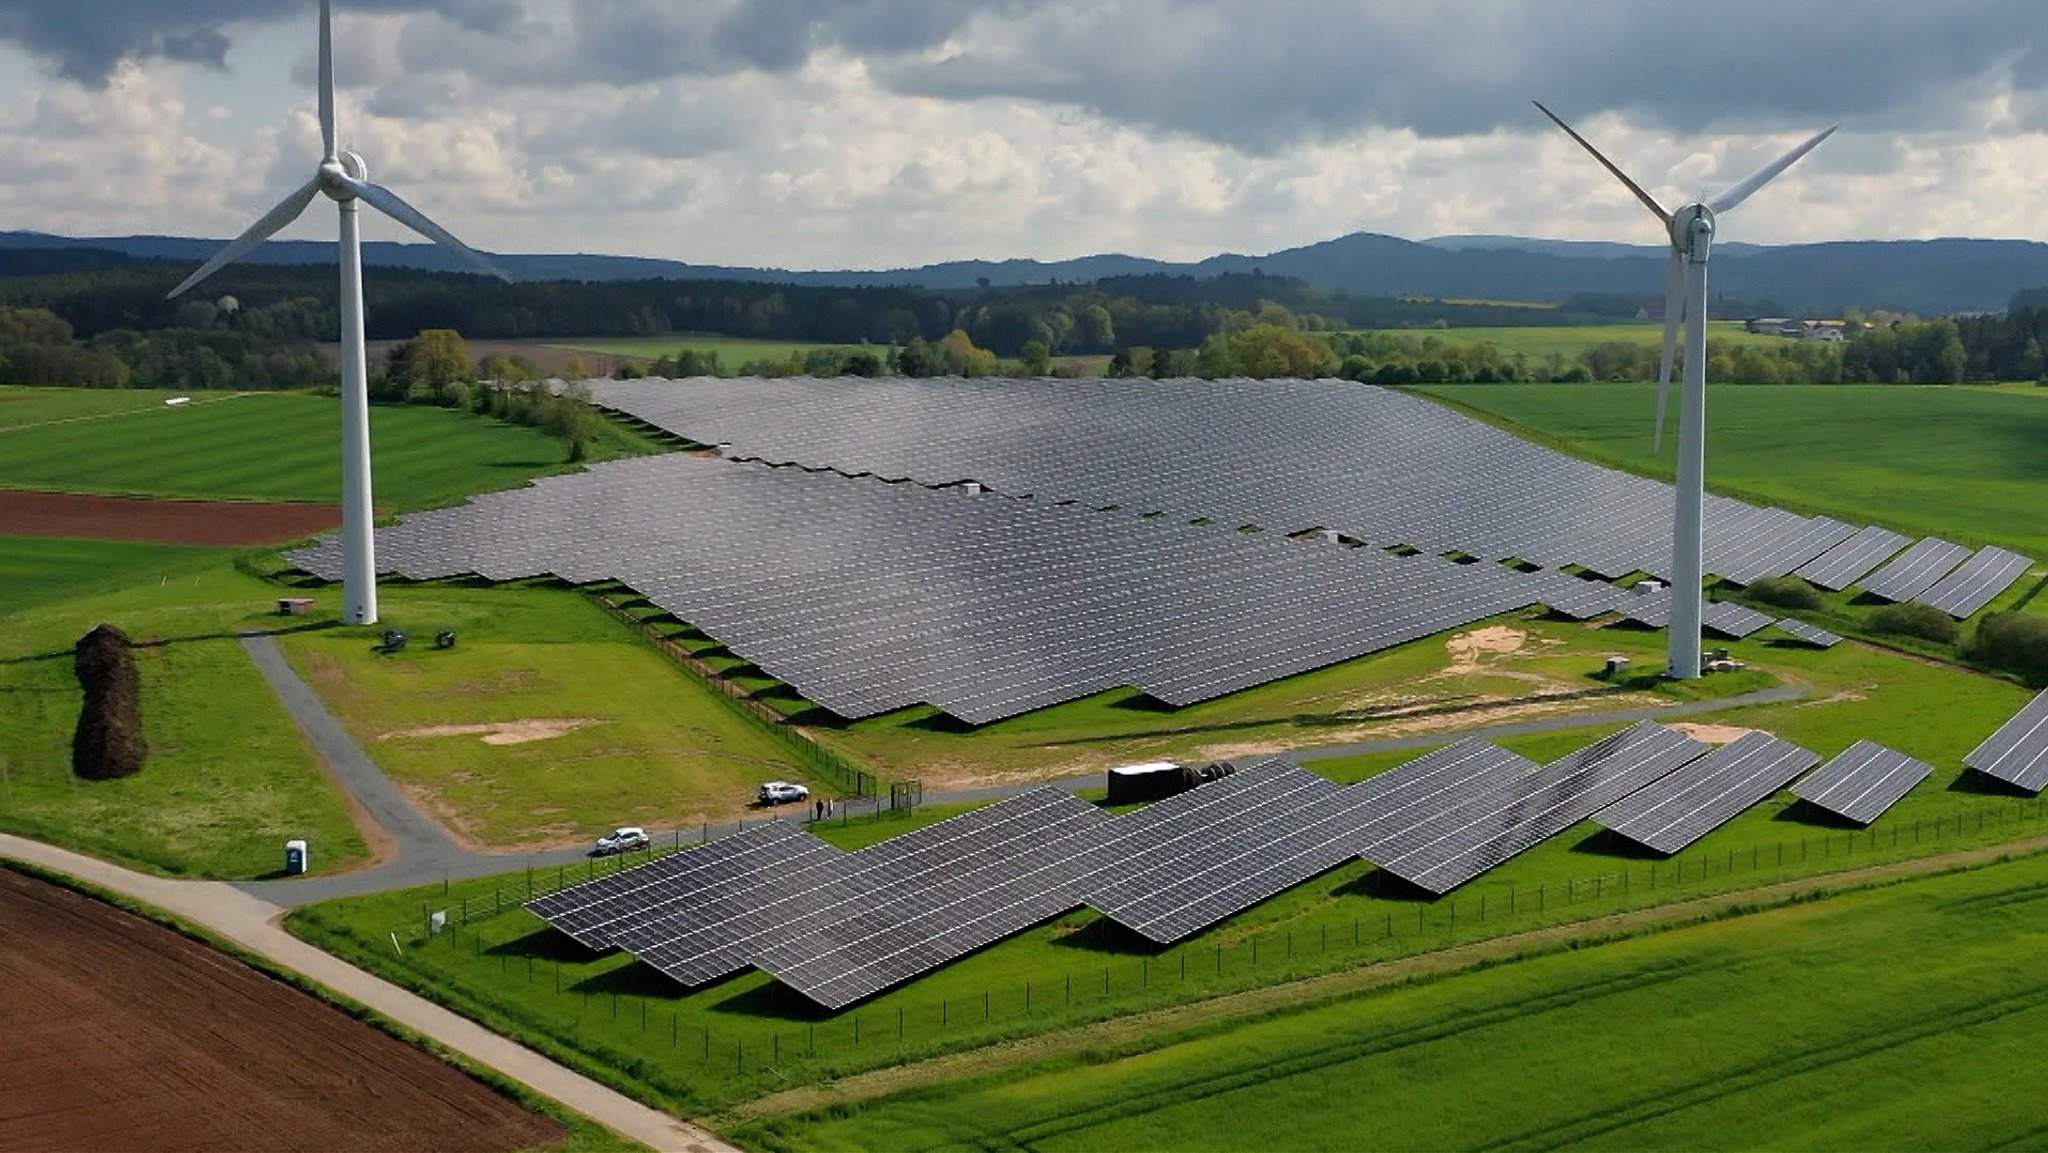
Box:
[0, 833, 733, 1153]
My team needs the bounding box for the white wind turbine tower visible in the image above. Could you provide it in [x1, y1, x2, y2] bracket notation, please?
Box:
[170, 0, 508, 626]
[1534, 102, 1834, 679]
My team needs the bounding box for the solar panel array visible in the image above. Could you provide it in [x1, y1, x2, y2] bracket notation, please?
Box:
[1368, 721, 1710, 894]
[1773, 617, 1844, 649]
[1615, 588, 1776, 638]
[1792, 740, 1932, 825]
[529, 718, 1941, 1005]
[527, 820, 842, 951]
[287, 453, 1655, 723]
[587, 377, 1879, 589]
[1859, 537, 1973, 603]
[1795, 525, 1909, 591]
[1964, 688, 2048, 793]
[1593, 731, 1820, 854]
[1077, 759, 1350, 944]
[1916, 546, 2034, 618]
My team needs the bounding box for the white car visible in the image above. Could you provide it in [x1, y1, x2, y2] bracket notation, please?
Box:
[591, 826, 650, 856]
[757, 781, 810, 806]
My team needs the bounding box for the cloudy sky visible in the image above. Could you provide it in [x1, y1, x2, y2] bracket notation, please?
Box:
[3, 1, 2045, 268]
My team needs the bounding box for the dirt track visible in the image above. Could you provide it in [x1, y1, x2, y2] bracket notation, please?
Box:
[0, 868, 566, 1153]
[0, 489, 340, 546]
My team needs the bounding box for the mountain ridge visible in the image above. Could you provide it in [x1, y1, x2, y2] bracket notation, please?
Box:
[5, 228, 2046, 315]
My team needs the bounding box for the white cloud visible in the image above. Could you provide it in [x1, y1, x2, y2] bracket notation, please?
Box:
[3, 2, 2048, 268]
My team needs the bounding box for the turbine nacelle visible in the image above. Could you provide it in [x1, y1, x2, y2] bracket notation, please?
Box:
[1671, 204, 1716, 264]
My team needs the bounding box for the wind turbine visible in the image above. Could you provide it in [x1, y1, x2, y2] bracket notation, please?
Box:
[169, 0, 508, 626]
[1534, 103, 1834, 679]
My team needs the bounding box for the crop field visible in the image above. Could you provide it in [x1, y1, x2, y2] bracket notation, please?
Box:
[0, 866, 571, 1153]
[275, 582, 817, 848]
[284, 630, 2037, 1121]
[1418, 382, 2048, 558]
[0, 550, 367, 878]
[551, 335, 889, 367]
[1354, 321, 1785, 361]
[0, 388, 583, 509]
[734, 845, 2048, 1152]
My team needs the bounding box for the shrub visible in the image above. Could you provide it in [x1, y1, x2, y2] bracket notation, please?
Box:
[1746, 575, 1823, 611]
[1967, 612, 2048, 682]
[1869, 601, 1959, 643]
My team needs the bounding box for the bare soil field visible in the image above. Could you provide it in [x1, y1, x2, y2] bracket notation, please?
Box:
[0, 867, 565, 1153]
[0, 490, 340, 545]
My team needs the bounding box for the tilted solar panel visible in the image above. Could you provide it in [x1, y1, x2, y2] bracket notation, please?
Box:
[1964, 688, 2048, 793]
[1371, 722, 1710, 894]
[1793, 740, 1932, 825]
[1593, 731, 1819, 854]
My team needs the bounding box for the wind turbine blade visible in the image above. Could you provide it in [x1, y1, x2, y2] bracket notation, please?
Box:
[1532, 100, 1670, 224]
[344, 176, 512, 282]
[1706, 124, 1837, 215]
[319, 0, 336, 159]
[167, 177, 323, 299]
[1654, 250, 1683, 452]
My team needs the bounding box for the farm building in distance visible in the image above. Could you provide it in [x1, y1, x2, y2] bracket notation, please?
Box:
[1746, 317, 1852, 341]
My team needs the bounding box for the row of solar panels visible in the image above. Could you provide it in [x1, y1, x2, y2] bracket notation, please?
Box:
[282, 454, 1827, 724]
[530, 722, 1932, 1009]
[585, 377, 2035, 617]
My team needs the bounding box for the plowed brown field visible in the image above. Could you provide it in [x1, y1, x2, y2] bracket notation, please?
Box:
[0, 490, 339, 545]
[0, 868, 565, 1153]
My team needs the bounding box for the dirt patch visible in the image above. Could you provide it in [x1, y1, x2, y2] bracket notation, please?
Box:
[1440, 625, 1527, 676]
[1669, 722, 1756, 744]
[0, 489, 340, 546]
[1799, 689, 1869, 708]
[379, 718, 606, 746]
[0, 867, 565, 1153]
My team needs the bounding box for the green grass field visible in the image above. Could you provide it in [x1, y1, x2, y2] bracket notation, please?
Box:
[0, 389, 584, 509]
[737, 846, 2048, 1152]
[0, 386, 239, 430]
[1418, 382, 2048, 558]
[0, 548, 367, 878]
[1356, 321, 1785, 361]
[1, 535, 222, 617]
[551, 335, 889, 367]
[275, 583, 819, 848]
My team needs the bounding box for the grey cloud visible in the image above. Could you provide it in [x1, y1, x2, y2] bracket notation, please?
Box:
[0, 0, 521, 83]
[876, 0, 2048, 149]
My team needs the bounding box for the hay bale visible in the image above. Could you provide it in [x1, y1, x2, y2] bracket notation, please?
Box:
[73, 624, 147, 780]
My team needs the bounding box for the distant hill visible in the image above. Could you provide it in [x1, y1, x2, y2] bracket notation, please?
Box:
[6, 228, 2047, 316]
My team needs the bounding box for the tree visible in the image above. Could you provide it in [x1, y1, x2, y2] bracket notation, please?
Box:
[2019, 338, 2046, 383]
[1020, 340, 1052, 376]
[1076, 304, 1115, 351]
[394, 329, 472, 392]
[561, 354, 590, 380]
